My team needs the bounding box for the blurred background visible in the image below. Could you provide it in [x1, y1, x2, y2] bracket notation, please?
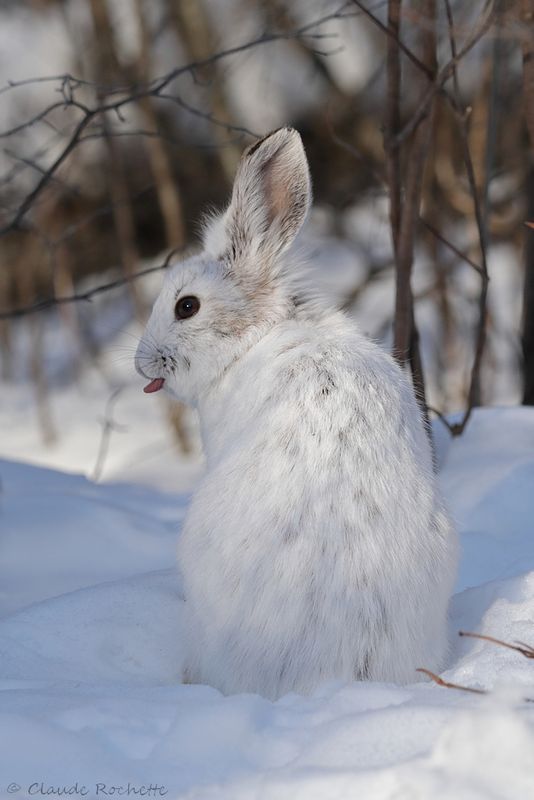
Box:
[0, 0, 532, 486]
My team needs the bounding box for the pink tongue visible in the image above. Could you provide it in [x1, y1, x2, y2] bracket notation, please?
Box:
[143, 378, 165, 394]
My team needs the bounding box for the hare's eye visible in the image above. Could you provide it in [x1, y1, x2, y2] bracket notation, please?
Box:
[175, 296, 200, 320]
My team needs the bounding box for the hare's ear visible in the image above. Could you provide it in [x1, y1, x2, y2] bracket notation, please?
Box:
[217, 128, 311, 282]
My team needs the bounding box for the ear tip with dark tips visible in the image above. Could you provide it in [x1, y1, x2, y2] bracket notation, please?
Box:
[245, 127, 302, 158]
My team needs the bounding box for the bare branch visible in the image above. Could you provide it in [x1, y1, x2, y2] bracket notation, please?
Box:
[0, 248, 181, 320]
[350, 0, 433, 80]
[419, 217, 484, 277]
[426, 405, 458, 435]
[392, 2, 496, 147]
[0, 111, 95, 236]
[459, 631, 534, 659]
[155, 93, 259, 138]
[417, 668, 487, 695]
[442, 0, 491, 435]
[520, 0, 534, 148]
[419, 630, 534, 703]
[327, 122, 485, 277]
[0, 4, 355, 238]
[350, 0, 496, 149]
[92, 388, 127, 482]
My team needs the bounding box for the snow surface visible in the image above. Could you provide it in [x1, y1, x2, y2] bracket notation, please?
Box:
[1, 401, 534, 799]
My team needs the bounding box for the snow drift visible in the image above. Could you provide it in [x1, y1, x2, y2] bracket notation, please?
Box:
[1, 407, 534, 798]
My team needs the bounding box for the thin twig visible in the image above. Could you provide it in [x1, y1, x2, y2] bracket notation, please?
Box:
[350, 0, 433, 79]
[419, 632, 534, 703]
[459, 631, 534, 659]
[0, 5, 355, 237]
[419, 217, 484, 276]
[0, 248, 180, 320]
[426, 405, 458, 435]
[393, 2, 496, 147]
[417, 668, 487, 695]
[443, 0, 491, 435]
[390, 0, 436, 429]
[0, 111, 95, 236]
[92, 388, 127, 482]
[384, 0, 402, 254]
[327, 123, 485, 276]
[350, 0, 496, 149]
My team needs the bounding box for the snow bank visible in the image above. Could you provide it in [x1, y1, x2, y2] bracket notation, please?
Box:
[1, 407, 534, 798]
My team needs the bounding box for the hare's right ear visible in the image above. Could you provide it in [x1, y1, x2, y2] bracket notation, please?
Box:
[206, 128, 311, 287]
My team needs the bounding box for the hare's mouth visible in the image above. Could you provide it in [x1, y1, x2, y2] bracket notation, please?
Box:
[143, 377, 165, 394]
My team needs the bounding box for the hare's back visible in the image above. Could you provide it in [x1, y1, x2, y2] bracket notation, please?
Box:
[239, 319, 434, 505]
[265, 320, 425, 454]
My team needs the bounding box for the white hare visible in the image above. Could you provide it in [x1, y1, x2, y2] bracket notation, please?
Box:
[135, 127, 458, 700]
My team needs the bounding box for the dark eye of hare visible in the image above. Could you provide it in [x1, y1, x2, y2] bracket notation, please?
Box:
[175, 296, 200, 320]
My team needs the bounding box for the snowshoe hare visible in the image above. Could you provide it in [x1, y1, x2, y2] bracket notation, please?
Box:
[136, 127, 458, 700]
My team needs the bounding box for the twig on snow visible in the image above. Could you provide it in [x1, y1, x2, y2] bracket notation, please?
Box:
[417, 668, 487, 695]
[92, 387, 127, 482]
[459, 631, 534, 660]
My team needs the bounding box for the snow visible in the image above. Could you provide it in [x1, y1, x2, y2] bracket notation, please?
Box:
[1, 396, 534, 798]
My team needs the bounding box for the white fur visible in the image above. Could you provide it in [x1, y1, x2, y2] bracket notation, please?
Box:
[135, 128, 458, 700]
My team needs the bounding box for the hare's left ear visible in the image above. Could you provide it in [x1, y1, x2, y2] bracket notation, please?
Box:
[213, 128, 311, 280]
